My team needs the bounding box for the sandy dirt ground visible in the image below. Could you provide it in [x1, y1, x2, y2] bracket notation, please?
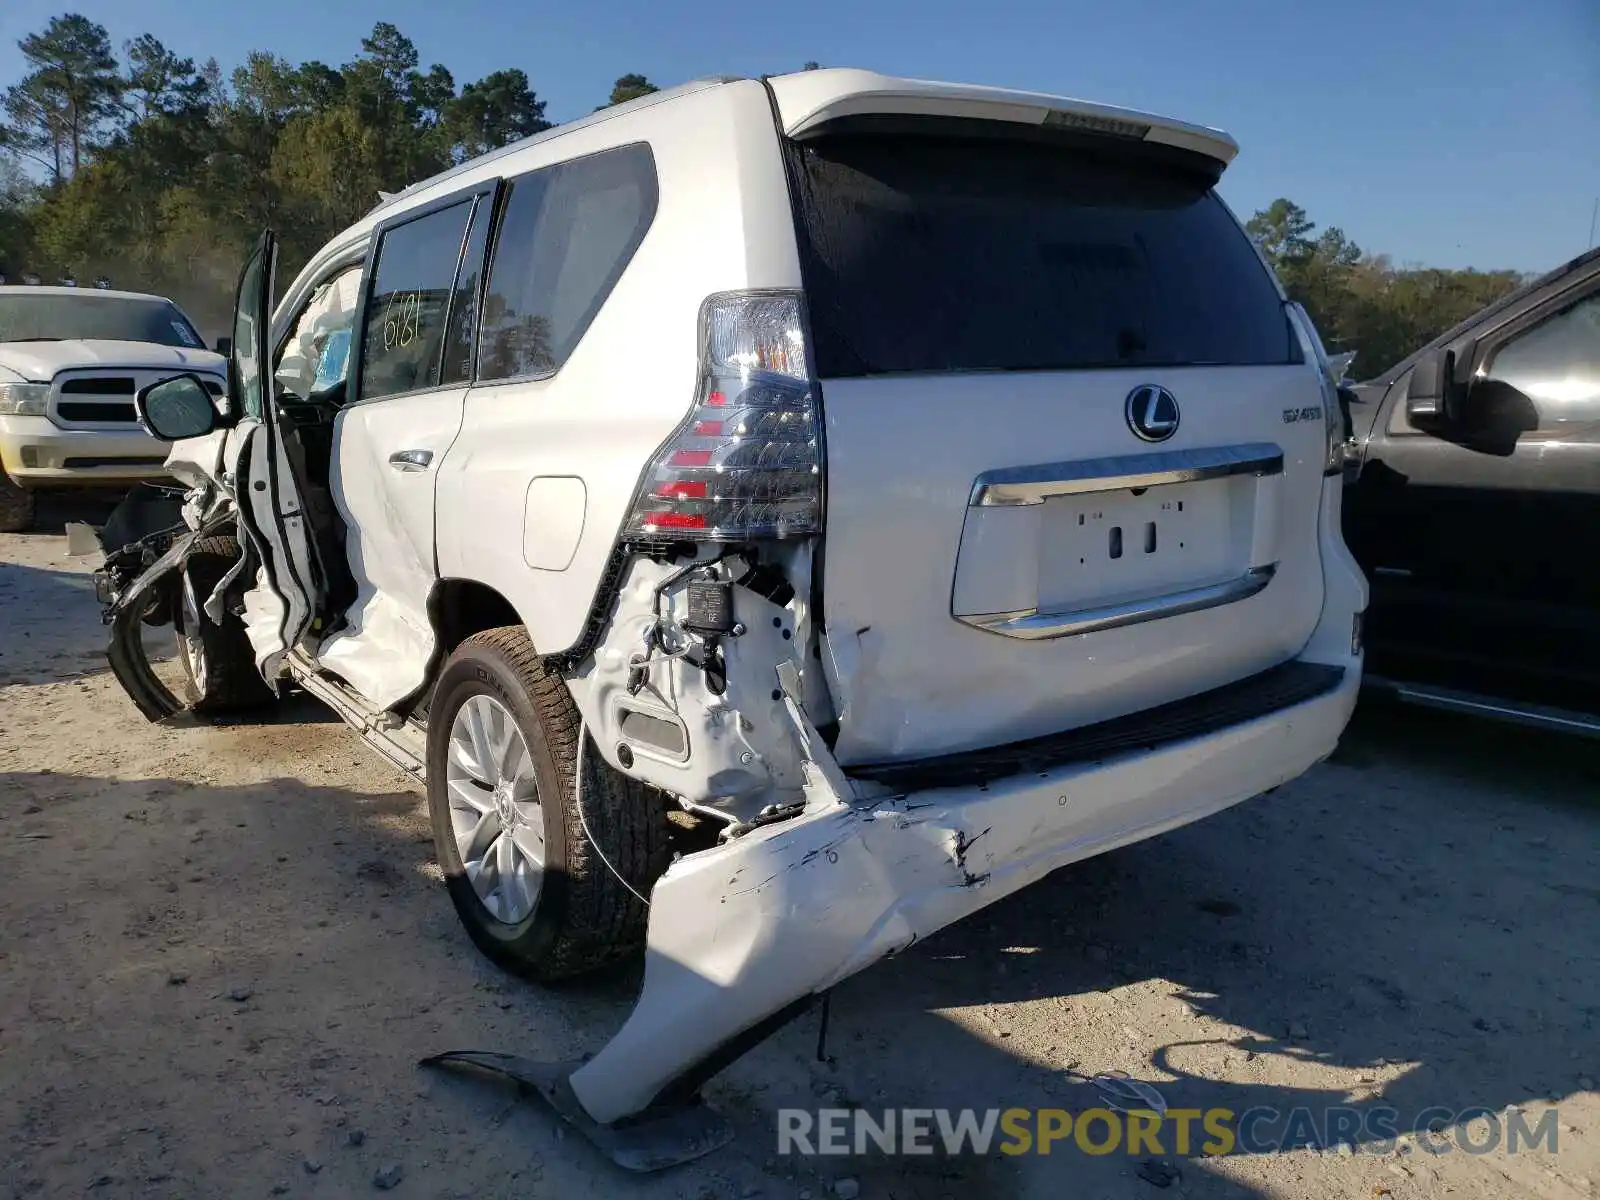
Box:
[2, 497, 1597, 1200]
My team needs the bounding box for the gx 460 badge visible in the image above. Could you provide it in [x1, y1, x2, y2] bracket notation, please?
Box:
[1282, 405, 1324, 424]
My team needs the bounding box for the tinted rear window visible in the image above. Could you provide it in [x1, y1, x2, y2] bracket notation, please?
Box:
[791, 134, 1297, 377]
[477, 142, 658, 381]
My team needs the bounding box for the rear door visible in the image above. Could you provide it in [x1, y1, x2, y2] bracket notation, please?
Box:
[313, 185, 495, 709]
[788, 129, 1332, 764]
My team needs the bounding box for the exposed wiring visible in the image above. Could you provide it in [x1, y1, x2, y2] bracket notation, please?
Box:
[627, 549, 740, 689]
[573, 717, 651, 908]
[628, 639, 694, 674]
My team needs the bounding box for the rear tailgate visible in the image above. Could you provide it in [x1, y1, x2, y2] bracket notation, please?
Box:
[782, 113, 1329, 766]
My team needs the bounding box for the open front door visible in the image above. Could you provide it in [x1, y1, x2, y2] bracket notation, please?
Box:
[227, 231, 324, 680]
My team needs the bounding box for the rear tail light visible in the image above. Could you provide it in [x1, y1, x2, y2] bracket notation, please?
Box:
[623, 291, 820, 541]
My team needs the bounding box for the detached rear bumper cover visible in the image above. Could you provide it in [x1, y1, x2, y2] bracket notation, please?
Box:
[568, 659, 1358, 1124]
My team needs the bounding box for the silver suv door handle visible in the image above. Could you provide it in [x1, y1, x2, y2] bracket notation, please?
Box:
[388, 449, 433, 472]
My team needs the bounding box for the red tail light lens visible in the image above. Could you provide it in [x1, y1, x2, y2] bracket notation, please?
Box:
[623, 291, 821, 541]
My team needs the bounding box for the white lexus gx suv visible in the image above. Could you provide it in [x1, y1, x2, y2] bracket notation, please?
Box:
[98, 69, 1366, 1145]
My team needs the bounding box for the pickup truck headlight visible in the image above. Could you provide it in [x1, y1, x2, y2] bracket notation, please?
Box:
[0, 382, 50, 416]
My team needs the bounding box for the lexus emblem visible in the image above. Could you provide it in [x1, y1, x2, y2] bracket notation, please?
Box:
[1125, 384, 1180, 442]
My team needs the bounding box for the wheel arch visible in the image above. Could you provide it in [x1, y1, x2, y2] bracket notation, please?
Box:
[429, 577, 531, 659]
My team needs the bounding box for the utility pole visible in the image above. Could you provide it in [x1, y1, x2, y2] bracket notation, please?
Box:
[1590, 197, 1599, 250]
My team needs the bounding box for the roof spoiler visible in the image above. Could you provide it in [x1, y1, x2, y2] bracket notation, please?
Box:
[767, 69, 1238, 169]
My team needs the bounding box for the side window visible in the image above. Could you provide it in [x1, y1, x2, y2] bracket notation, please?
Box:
[274, 266, 363, 404]
[478, 143, 657, 382]
[358, 200, 474, 402]
[1483, 291, 1600, 425]
[440, 194, 495, 386]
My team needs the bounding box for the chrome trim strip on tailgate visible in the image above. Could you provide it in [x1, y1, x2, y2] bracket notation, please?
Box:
[959, 564, 1277, 640]
[968, 442, 1283, 507]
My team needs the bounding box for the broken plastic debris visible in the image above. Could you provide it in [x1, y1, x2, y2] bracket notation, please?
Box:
[1089, 1071, 1168, 1115]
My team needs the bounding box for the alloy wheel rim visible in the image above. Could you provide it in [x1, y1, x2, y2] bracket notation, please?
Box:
[177, 576, 208, 695]
[445, 693, 546, 924]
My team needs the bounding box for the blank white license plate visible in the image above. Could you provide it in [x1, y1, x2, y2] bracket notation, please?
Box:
[1034, 476, 1244, 610]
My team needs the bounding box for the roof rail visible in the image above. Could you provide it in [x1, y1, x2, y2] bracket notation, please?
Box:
[368, 76, 745, 220]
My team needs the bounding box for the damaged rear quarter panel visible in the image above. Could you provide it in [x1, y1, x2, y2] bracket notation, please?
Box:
[572, 556, 813, 819]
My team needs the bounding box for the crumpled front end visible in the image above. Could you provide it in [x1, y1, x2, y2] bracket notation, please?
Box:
[93, 484, 247, 721]
[102, 528, 201, 720]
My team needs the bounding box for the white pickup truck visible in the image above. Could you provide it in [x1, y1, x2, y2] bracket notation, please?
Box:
[0, 285, 226, 531]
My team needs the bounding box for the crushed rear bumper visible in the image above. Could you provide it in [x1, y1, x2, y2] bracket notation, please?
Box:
[566, 656, 1358, 1124]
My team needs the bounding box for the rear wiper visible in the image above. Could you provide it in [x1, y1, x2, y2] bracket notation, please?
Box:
[4, 336, 62, 342]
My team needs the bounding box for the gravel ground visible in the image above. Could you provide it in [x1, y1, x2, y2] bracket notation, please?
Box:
[2, 497, 1596, 1200]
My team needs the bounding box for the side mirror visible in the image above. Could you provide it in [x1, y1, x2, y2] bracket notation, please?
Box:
[137, 373, 219, 441]
[1404, 347, 1466, 424]
[214, 336, 232, 357]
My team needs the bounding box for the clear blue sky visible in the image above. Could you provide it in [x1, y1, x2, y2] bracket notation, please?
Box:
[3, 0, 1596, 272]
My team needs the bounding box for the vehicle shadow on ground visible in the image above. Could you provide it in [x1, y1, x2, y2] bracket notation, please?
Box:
[2, 703, 1594, 1198]
[0, 559, 107, 683]
[782, 701, 1599, 1194]
[0, 760, 1250, 1200]
[20, 490, 126, 535]
[0, 493, 126, 684]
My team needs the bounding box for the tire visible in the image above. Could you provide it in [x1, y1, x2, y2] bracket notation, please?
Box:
[0, 465, 35, 533]
[427, 625, 671, 981]
[174, 535, 275, 714]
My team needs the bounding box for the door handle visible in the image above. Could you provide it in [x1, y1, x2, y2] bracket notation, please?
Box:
[388, 449, 433, 472]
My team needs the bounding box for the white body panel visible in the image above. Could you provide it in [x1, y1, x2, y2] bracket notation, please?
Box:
[216, 237, 325, 679]
[319, 385, 469, 707]
[819, 366, 1331, 764]
[520, 477, 587, 570]
[237, 417, 319, 677]
[163, 427, 230, 491]
[435, 80, 802, 654]
[0, 336, 222, 382]
[0, 414, 175, 484]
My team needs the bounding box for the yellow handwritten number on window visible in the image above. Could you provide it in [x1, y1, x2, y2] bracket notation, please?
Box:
[381, 292, 422, 351]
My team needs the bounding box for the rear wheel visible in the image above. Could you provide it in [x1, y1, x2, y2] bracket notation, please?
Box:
[174, 536, 275, 714]
[426, 626, 671, 981]
[0, 466, 35, 533]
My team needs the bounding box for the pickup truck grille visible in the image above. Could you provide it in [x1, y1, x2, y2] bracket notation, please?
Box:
[49, 369, 222, 429]
[60, 377, 137, 394]
[850, 661, 1347, 791]
[59, 401, 137, 422]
